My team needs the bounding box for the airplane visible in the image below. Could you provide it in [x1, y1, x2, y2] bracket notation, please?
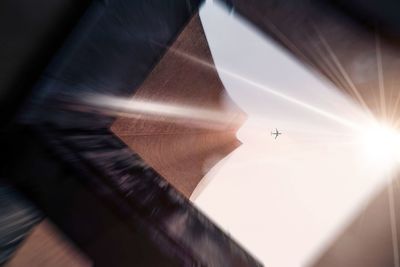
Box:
[271, 128, 282, 139]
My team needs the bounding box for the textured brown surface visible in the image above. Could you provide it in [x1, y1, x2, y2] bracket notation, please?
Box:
[6, 221, 91, 267]
[111, 14, 245, 198]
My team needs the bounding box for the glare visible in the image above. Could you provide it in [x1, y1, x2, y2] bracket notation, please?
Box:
[80, 93, 242, 131]
[361, 123, 400, 169]
[196, 2, 400, 266]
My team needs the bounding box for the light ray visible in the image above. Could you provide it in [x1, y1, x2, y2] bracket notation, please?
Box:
[257, 16, 315, 71]
[196, 3, 400, 266]
[376, 31, 387, 120]
[390, 89, 400, 126]
[391, 106, 400, 130]
[375, 29, 399, 267]
[312, 26, 373, 117]
[169, 48, 363, 131]
[80, 94, 241, 131]
[307, 34, 353, 94]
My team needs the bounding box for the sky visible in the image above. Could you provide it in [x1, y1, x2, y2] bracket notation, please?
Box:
[192, 1, 394, 266]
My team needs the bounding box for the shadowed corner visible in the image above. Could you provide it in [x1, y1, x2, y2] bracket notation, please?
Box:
[310, 169, 400, 267]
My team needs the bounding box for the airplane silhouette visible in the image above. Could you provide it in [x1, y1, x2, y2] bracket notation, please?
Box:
[271, 128, 282, 139]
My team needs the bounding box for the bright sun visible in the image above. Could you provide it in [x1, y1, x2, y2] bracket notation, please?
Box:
[362, 123, 400, 169]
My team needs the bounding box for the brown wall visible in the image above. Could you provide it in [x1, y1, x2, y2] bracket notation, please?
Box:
[111, 14, 245, 198]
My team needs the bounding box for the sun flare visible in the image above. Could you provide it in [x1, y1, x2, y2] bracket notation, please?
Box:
[361, 122, 400, 169]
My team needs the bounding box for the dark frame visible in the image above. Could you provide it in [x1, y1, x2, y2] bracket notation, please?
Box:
[7, 0, 262, 266]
